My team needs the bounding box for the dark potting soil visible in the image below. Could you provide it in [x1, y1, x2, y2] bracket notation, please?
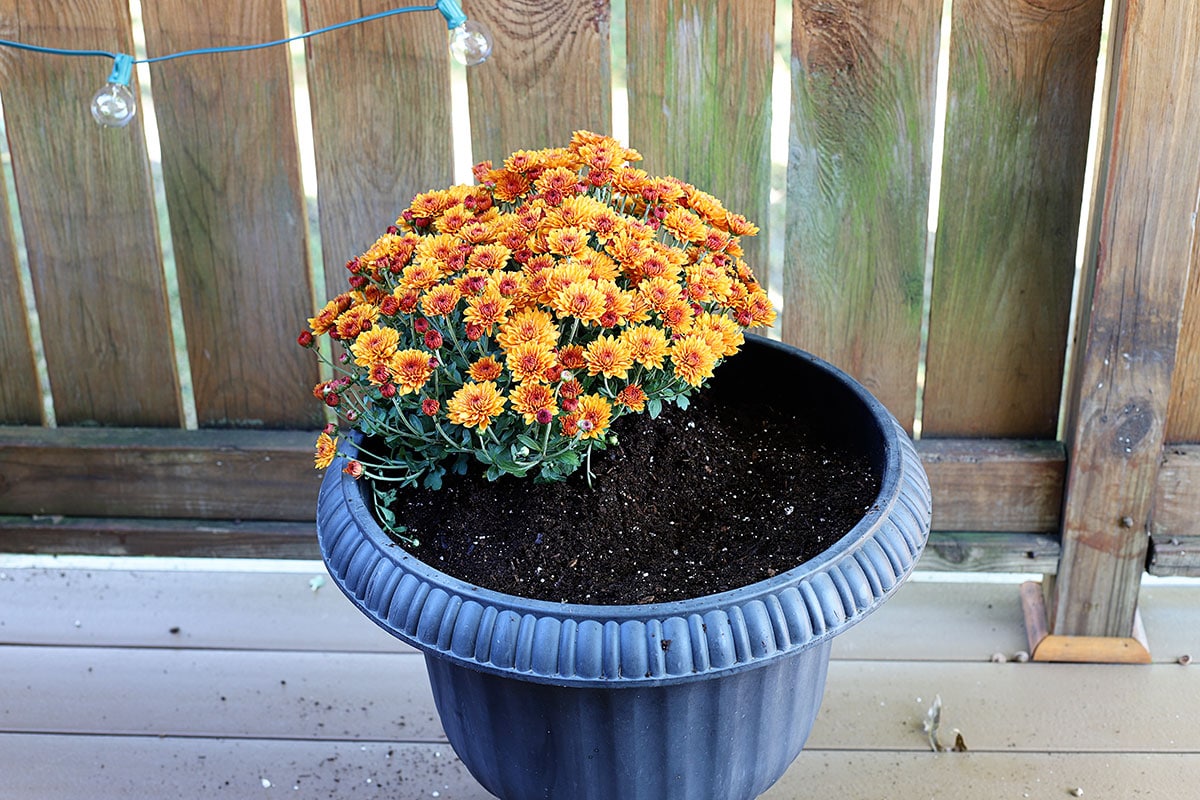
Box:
[383, 390, 882, 606]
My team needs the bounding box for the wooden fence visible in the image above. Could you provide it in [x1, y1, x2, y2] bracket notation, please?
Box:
[0, 0, 1197, 643]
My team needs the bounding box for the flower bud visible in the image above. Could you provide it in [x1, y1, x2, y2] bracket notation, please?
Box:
[535, 408, 554, 425]
[424, 330, 444, 349]
[324, 392, 340, 407]
[297, 330, 314, 347]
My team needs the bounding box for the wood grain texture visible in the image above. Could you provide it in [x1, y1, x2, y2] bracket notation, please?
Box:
[301, 1, 453, 303]
[1150, 444, 1200, 540]
[1053, 0, 1200, 638]
[0, 162, 40, 424]
[922, 0, 1103, 438]
[917, 438, 1064, 533]
[464, 0, 611, 164]
[625, 0, 774, 288]
[141, 0, 319, 428]
[922, 531, 1060, 573]
[1165, 223, 1200, 441]
[0, 1, 182, 426]
[0, 427, 321, 520]
[1148, 535, 1200, 577]
[784, 0, 942, 430]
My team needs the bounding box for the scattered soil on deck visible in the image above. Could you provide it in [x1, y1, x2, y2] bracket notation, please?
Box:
[384, 390, 881, 605]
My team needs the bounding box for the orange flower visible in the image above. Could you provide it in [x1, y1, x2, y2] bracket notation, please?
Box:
[510, 382, 558, 424]
[670, 334, 718, 386]
[546, 226, 590, 258]
[584, 334, 634, 380]
[464, 286, 512, 332]
[575, 394, 612, 440]
[551, 281, 606, 325]
[620, 324, 669, 369]
[724, 212, 759, 237]
[638, 276, 684, 313]
[335, 303, 380, 340]
[350, 327, 400, 369]
[497, 308, 559, 352]
[661, 300, 696, 333]
[557, 345, 586, 370]
[616, 383, 648, 412]
[506, 342, 556, 383]
[466, 244, 512, 272]
[662, 206, 708, 244]
[446, 381, 507, 431]
[468, 356, 504, 382]
[400, 261, 443, 291]
[692, 312, 744, 357]
[314, 432, 338, 469]
[434, 203, 472, 234]
[391, 349, 435, 394]
[308, 300, 340, 335]
[492, 169, 532, 203]
[420, 283, 462, 317]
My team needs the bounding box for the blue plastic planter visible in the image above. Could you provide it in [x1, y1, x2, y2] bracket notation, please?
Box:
[318, 336, 931, 800]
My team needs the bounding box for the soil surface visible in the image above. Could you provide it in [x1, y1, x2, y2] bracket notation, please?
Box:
[384, 390, 881, 605]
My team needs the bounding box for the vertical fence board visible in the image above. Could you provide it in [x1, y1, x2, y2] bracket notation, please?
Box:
[922, 0, 1102, 439]
[625, 0, 775, 291]
[0, 2, 181, 427]
[1166, 232, 1200, 443]
[142, 0, 319, 429]
[1053, 0, 1200, 638]
[783, 0, 941, 429]
[0, 163, 40, 424]
[465, 0, 611, 164]
[301, 1, 453, 302]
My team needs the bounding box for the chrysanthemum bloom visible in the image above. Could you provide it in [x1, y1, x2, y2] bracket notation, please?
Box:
[446, 381, 507, 431]
[468, 356, 504, 382]
[557, 345, 586, 370]
[467, 243, 512, 272]
[464, 286, 512, 332]
[424, 329, 444, 350]
[574, 248, 619, 282]
[510, 381, 558, 424]
[692, 312, 744, 357]
[334, 303, 381, 340]
[421, 398, 440, 416]
[661, 300, 696, 333]
[506, 342, 556, 383]
[575, 394, 612, 440]
[548, 195, 603, 229]
[558, 378, 583, 399]
[308, 300, 341, 335]
[547, 226, 590, 258]
[596, 280, 635, 326]
[368, 363, 393, 386]
[420, 283, 462, 317]
[314, 432, 338, 469]
[724, 212, 759, 237]
[685, 261, 734, 304]
[551, 281, 606, 325]
[399, 261, 443, 292]
[434, 203, 472, 234]
[343, 460, 364, 478]
[497, 309, 559, 352]
[390, 349, 436, 394]
[670, 334, 719, 386]
[662, 206, 708, 244]
[584, 334, 635, 380]
[491, 169, 532, 203]
[616, 383, 648, 412]
[621, 324, 669, 369]
[350, 327, 400, 369]
[638, 276, 684, 313]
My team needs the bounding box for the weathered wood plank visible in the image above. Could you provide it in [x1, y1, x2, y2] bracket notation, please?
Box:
[1053, 0, 1200, 638]
[625, 0, 775, 287]
[4, 736, 1200, 800]
[6, 644, 1200, 753]
[0, 427, 321, 520]
[0, 736, 485, 799]
[921, 531, 1059, 573]
[783, 0, 942, 430]
[1166, 228, 1200, 442]
[301, 0, 454, 303]
[917, 438, 1064, 533]
[0, 161, 40, 424]
[922, 0, 1103, 438]
[141, 0, 320, 428]
[465, 0, 611, 164]
[1148, 536, 1200, 577]
[0, 516, 320, 558]
[0, 1, 182, 426]
[1148, 447, 1200, 576]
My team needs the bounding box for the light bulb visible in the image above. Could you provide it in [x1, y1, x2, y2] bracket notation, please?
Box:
[91, 82, 137, 127]
[92, 53, 137, 128]
[449, 20, 492, 66]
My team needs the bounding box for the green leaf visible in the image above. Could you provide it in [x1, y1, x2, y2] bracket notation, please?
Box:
[647, 398, 663, 419]
[675, 394, 690, 410]
[516, 433, 541, 451]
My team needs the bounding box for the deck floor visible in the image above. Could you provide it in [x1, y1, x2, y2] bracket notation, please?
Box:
[2, 561, 1198, 799]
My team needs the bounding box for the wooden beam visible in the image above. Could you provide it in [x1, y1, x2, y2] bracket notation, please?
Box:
[1053, 0, 1200, 638]
[1020, 581, 1150, 664]
[0, 427, 321, 521]
[1147, 446, 1200, 575]
[0, 516, 318, 560]
[916, 439, 1064, 533]
[921, 532, 1060, 573]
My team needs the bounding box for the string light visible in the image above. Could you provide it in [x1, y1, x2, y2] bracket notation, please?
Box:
[0, 0, 493, 128]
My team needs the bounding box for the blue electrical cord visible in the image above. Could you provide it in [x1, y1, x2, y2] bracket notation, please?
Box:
[0, 2, 450, 75]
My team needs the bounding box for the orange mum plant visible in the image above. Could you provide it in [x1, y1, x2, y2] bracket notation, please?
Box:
[301, 131, 774, 536]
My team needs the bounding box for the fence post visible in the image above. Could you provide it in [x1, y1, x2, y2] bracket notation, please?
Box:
[1043, 0, 1200, 657]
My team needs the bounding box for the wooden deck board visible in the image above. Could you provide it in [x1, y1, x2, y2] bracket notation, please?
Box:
[2, 565, 1198, 797]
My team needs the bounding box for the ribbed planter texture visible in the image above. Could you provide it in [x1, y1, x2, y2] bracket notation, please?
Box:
[317, 335, 931, 800]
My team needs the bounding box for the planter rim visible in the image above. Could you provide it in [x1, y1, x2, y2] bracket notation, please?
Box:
[318, 335, 931, 687]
